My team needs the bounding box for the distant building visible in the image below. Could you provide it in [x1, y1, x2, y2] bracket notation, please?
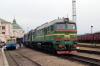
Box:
[0, 18, 24, 43]
[12, 18, 24, 38]
[0, 18, 13, 42]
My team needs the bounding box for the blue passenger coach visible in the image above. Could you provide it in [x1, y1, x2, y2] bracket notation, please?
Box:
[6, 38, 17, 50]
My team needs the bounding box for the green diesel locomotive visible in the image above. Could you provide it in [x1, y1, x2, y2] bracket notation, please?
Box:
[23, 17, 77, 54]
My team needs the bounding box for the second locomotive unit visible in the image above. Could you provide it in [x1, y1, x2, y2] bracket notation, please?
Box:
[23, 17, 77, 54]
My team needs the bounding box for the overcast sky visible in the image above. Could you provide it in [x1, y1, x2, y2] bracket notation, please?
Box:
[0, 0, 100, 34]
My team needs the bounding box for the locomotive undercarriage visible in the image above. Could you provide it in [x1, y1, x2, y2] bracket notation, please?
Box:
[24, 41, 77, 54]
[32, 42, 56, 54]
[24, 41, 56, 54]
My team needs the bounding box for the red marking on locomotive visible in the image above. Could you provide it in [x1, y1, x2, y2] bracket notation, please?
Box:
[57, 50, 77, 54]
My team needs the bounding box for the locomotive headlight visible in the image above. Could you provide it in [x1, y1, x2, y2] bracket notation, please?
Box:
[77, 47, 79, 49]
[64, 18, 69, 22]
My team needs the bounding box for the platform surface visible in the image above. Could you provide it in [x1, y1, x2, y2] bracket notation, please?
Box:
[0, 48, 4, 66]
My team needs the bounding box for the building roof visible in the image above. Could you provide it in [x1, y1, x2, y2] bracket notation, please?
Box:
[12, 18, 22, 29]
[0, 18, 9, 23]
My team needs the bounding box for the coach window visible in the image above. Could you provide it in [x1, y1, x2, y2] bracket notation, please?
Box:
[42, 29, 44, 33]
[38, 30, 40, 34]
[41, 30, 43, 33]
[41, 30, 42, 33]
[47, 27, 50, 34]
[51, 25, 53, 31]
[44, 28, 47, 35]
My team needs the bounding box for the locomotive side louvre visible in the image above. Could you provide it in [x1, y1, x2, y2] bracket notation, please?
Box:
[26, 17, 77, 54]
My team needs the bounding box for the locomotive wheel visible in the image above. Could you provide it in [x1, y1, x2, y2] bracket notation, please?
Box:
[51, 45, 56, 54]
[48, 45, 51, 52]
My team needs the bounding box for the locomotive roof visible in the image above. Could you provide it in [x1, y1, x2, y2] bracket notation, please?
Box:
[36, 17, 75, 30]
[35, 22, 48, 31]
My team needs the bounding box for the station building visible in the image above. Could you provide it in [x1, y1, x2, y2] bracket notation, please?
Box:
[0, 18, 24, 43]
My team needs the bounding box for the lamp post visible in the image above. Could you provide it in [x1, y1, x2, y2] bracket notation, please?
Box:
[91, 26, 93, 44]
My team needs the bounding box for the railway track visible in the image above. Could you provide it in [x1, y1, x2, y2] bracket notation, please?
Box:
[78, 44, 100, 48]
[7, 50, 41, 66]
[71, 55, 100, 66]
[59, 54, 100, 66]
[26, 46, 100, 66]
[42, 48, 100, 66]
[77, 49, 100, 55]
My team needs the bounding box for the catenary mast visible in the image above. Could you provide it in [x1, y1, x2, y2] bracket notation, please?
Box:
[72, 0, 76, 23]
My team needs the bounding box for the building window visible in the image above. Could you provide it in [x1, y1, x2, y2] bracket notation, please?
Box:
[2, 32, 5, 34]
[2, 26, 5, 30]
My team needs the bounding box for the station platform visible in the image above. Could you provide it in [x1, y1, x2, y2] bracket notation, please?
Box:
[0, 48, 9, 66]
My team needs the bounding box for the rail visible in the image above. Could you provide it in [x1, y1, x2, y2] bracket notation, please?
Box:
[8, 50, 41, 66]
[59, 54, 100, 66]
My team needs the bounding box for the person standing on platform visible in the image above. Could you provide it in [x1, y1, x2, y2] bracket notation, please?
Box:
[19, 39, 21, 48]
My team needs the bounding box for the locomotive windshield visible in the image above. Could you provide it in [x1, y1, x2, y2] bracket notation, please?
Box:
[56, 23, 66, 29]
[68, 23, 76, 29]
